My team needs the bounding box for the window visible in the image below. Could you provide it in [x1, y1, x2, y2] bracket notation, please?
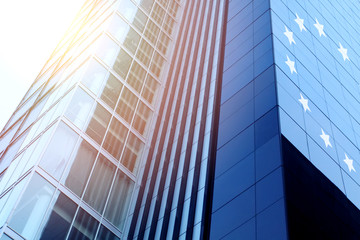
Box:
[142, 75, 159, 105]
[133, 101, 152, 136]
[127, 61, 146, 93]
[100, 74, 123, 109]
[103, 118, 128, 160]
[136, 39, 154, 67]
[94, 34, 120, 67]
[121, 133, 144, 173]
[68, 207, 99, 240]
[116, 87, 138, 124]
[38, 193, 77, 239]
[39, 121, 79, 180]
[62, 139, 97, 197]
[104, 170, 134, 230]
[85, 103, 111, 145]
[83, 155, 116, 213]
[8, 174, 55, 240]
[96, 225, 120, 240]
[81, 58, 108, 96]
[65, 87, 95, 130]
[113, 49, 132, 79]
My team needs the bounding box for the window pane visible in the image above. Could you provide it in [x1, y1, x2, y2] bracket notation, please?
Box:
[62, 139, 97, 197]
[100, 74, 123, 109]
[123, 28, 140, 54]
[150, 51, 164, 77]
[104, 171, 134, 230]
[142, 75, 159, 105]
[116, 87, 138, 123]
[118, 0, 137, 21]
[65, 87, 95, 130]
[151, 3, 165, 25]
[133, 101, 152, 136]
[68, 208, 99, 240]
[113, 49, 132, 79]
[144, 20, 159, 45]
[8, 174, 55, 240]
[96, 225, 120, 240]
[94, 35, 119, 67]
[81, 59, 108, 96]
[121, 133, 144, 173]
[39, 193, 77, 240]
[127, 61, 146, 93]
[85, 103, 111, 145]
[40, 122, 79, 180]
[136, 39, 154, 67]
[83, 155, 116, 213]
[103, 118, 128, 160]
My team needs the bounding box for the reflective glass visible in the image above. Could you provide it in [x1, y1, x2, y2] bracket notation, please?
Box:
[83, 154, 116, 213]
[121, 132, 144, 173]
[127, 61, 146, 93]
[133, 101, 152, 136]
[116, 87, 138, 123]
[94, 34, 120, 67]
[9, 174, 55, 240]
[100, 74, 123, 109]
[113, 49, 132, 79]
[96, 225, 120, 240]
[68, 207, 99, 240]
[104, 170, 134, 230]
[81, 58, 108, 96]
[62, 139, 97, 197]
[85, 103, 111, 145]
[40, 121, 79, 180]
[38, 193, 77, 239]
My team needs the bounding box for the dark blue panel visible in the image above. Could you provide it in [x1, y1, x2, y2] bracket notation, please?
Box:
[255, 82, 277, 119]
[255, 135, 282, 180]
[253, 0, 270, 19]
[210, 187, 255, 240]
[255, 107, 279, 148]
[216, 128, 254, 177]
[217, 101, 254, 148]
[253, 11, 271, 45]
[254, 65, 275, 95]
[221, 218, 256, 240]
[220, 81, 254, 123]
[213, 154, 255, 211]
[256, 167, 284, 213]
[256, 199, 288, 240]
[228, 0, 252, 21]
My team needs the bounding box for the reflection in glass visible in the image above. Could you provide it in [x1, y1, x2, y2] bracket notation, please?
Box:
[103, 118, 128, 159]
[133, 101, 152, 136]
[127, 61, 146, 93]
[96, 225, 120, 240]
[65, 87, 95, 130]
[113, 49, 132, 79]
[142, 75, 159, 105]
[104, 171, 134, 230]
[38, 193, 77, 239]
[85, 103, 111, 145]
[116, 87, 138, 123]
[40, 121, 78, 180]
[81, 58, 108, 96]
[8, 174, 55, 240]
[136, 39, 154, 67]
[83, 155, 116, 213]
[68, 207, 99, 240]
[100, 74, 123, 109]
[122, 133, 144, 173]
[62, 139, 97, 197]
[94, 34, 119, 67]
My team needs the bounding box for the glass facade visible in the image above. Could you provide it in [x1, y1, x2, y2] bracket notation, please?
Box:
[1, 0, 360, 239]
[0, 0, 181, 239]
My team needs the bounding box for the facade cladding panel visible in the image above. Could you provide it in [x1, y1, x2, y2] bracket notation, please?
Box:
[0, 0, 360, 240]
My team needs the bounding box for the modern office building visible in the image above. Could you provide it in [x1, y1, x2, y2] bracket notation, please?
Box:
[0, 0, 360, 239]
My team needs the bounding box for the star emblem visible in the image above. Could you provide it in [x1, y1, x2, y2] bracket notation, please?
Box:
[320, 128, 332, 148]
[294, 13, 307, 32]
[285, 55, 297, 74]
[284, 26, 296, 45]
[298, 93, 311, 112]
[344, 153, 356, 172]
[314, 18, 326, 37]
[338, 43, 350, 61]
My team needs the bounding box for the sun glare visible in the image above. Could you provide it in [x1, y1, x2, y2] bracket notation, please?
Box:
[0, 0, 86, 130]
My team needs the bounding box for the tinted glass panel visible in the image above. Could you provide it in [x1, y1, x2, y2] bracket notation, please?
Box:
[68, 208, 99, 240]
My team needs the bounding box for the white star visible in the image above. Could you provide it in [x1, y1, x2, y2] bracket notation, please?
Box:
[338, 43, 350, 61]
[285, 55, 297, 74]
[344, 153, 356, 172]
[314, 18, 326, 37]
[298, 93, 311, 112]
[320, 128, 332, 148]
[284, 26, 296, 45]
[294, 13, 307, 32]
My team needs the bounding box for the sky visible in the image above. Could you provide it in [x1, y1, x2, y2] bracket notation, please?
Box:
[0, 0, 86, 131]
